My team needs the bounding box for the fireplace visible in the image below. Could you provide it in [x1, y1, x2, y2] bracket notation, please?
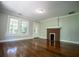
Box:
[47, 28, 60, 48]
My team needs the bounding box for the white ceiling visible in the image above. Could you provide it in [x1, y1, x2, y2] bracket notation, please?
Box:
[0, 1, 79, 21]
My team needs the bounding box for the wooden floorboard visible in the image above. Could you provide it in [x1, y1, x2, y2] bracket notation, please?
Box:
[0, 39, 79, 57]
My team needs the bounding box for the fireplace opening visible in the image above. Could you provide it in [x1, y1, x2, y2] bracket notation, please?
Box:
[49, 33, 55, 46]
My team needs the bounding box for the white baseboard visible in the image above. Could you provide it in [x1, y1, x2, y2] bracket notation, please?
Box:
[1, 37, 79, 45]
[39, 36, 47, 39]
[61, 40, 79, 44]
[38, 37, 79, 44]
[0, 37, 33, 43]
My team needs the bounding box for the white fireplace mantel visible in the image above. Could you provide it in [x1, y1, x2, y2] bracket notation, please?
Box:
[46, 26, 61, 29]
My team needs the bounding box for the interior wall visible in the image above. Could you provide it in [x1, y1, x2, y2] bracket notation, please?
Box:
[39, 17, 58, 39]
[0, 12, 34, 41]
[0, 13, 8, 40]
[39, 13, 79, 44]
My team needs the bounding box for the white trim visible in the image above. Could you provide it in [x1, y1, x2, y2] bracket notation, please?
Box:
[61, 40, 79, 44]
[2, 37, 79, 44]
[38, 37, 79, 44]
[43, 12, 79, 21]
[40, 12, 79, 22]
[0, 37, 33, 43]
[46, 26, 61, 29]
[39, 36, 47, 39]
[59, 12, 79, 18]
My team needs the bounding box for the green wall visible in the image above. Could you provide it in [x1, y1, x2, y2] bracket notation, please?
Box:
[39, 17, 58, 39]
[60, 14, 79, 43]
[39, 13, 79, 44]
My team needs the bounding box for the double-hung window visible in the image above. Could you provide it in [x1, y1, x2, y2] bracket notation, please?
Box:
[20, 21, 29, 34]
[8, 16, 29, 36]
[8, 18, 18, 34]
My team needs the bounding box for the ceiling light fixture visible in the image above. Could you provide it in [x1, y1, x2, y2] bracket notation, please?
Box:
[35, 8, 45, 14]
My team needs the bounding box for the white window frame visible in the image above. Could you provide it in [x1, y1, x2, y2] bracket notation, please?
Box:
[19, 20, 29, 36]
[7, 15, 29, 36]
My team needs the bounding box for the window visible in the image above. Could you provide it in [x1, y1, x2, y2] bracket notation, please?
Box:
[20, 21, 29, 34]
[33, 22, 39, 37]
[8, 18, 18, 34]
[8, 16, 29, 35]
[34, 26, 38, 34]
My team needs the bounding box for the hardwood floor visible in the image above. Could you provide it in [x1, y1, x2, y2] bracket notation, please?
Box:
[0, 39, 79, 57]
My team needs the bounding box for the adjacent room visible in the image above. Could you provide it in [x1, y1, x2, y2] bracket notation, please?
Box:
[0, 1, 79, 57]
